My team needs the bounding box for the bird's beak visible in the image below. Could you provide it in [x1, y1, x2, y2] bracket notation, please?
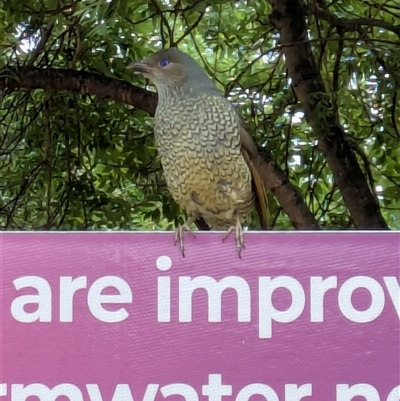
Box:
[127, 60, 153, 75]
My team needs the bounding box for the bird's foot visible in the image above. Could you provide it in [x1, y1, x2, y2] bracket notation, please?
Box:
[175, 223, 196, 257]
[222, 220, 245, 258]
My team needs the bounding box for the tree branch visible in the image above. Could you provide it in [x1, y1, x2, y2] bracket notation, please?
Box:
[0, 65, 319, 230]
[1, 67, 157, 115]
[313, 6, 400, 37]
[269, 0, 388, 229]
[257, 147, 320, 229]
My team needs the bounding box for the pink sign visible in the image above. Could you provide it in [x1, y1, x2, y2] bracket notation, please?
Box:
[1, 232, 400, 401]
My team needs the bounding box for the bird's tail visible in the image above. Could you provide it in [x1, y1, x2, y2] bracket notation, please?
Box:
[242, 148, 269, 230]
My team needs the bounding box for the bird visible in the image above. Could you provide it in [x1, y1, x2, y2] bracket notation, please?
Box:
[128, 47, 268, 257]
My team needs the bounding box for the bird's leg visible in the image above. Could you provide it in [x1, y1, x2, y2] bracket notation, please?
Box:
[175, 217, 196, 257]
[222, 214, 245, 258]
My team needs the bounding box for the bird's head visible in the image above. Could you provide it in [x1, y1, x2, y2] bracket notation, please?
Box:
[128, 47, 218, 96]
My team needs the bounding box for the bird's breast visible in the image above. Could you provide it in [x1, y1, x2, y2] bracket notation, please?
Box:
[153, 95, 253, 226]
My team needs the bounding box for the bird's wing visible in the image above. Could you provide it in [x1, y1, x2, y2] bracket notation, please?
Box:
[239, 123, 269, 230]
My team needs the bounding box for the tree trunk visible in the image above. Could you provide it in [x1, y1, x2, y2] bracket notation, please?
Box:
[269, 0, 388, 229]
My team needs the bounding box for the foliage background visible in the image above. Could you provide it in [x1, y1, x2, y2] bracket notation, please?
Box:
[0, 0, 399, 231]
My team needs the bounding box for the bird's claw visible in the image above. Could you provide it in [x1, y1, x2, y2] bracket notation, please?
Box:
[222, 220, 244, 258]
[175, 223, 196, 257]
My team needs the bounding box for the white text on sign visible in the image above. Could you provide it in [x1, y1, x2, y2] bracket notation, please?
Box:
[1, 376, 400, 401]
[10, 269, 400, 339]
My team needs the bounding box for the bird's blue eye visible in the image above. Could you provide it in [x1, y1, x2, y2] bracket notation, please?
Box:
[160, 59, 170, 67]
